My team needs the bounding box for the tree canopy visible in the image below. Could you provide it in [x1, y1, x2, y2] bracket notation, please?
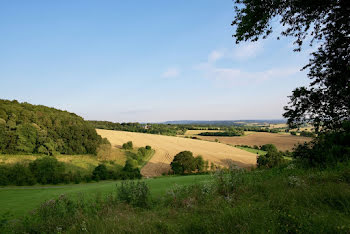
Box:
[232, 0, 350, 132]
[0, 99, 103, 155]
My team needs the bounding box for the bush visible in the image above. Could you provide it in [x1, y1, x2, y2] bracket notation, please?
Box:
[145, 145, 151, 150]
[122, 141, 133, 150]
[260, 144, 278, 152]
[299, 131, 316, 137]
[293, 122, 350, 167]
[8, 163, 36, 186]
[29, 157, 65, 184]
[257, 150, 286, 168]
[116, 181, 150, 208]
[92, 164, 109, 180]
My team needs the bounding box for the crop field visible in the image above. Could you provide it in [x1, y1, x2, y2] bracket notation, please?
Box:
[198, 132, 312, 151]
[97, 129, 257, 177]
[0, 174, 211, 218]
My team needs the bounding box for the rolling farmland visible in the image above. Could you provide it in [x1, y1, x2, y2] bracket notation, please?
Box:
[198, 132, 312, 151]
[97, 129, 257, 177]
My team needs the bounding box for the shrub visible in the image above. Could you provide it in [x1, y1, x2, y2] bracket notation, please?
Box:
[29, 157, 65, 184]
[122, 141, 133, 150]
[92, 164, 109, 180]
[260, 144, 278, 152]
[0, 166, 10, 186]
[257, 150, 286, 168]
[116, 181, 150, 207]
[145, 145, 151, 150]
[293, 122, 350, 167]
[8, 163, 36, 186]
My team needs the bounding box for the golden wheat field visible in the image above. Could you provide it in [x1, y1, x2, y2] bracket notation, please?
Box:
[97, 129, 257, 177]
[198, 132, 312, 151]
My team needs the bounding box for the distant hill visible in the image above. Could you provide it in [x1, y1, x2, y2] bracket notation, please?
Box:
[162, 120, 286, 126]
[0, 99, 103, 155]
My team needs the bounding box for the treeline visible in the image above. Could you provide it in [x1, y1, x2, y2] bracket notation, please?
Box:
[199, 130, 244, 137]
[0, 156, 141, 186]
[90, 121, 186, 136]
[0, 100, 104, 155]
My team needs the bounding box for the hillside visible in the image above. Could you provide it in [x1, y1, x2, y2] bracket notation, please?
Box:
[97, 129, 257, 177]
[0, 100, 103, 155]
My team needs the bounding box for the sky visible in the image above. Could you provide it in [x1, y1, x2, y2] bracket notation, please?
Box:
[0, 0, 313, 123]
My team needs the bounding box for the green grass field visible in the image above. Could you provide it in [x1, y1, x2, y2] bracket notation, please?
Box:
[0, 174, 211, 218]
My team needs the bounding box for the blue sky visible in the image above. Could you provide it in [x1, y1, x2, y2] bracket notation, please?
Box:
[0, 0, 312, 122]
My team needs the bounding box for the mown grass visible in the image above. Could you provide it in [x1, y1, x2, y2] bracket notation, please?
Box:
[0, 174, 210, 218]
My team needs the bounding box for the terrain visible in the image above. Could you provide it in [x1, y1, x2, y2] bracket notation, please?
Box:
[0, 175, 210, 218]
[197, 132, 312, 151]
[97, 129, 257, 177]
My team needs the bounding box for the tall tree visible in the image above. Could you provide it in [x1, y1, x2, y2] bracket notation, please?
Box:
[232, 0, 350, 131]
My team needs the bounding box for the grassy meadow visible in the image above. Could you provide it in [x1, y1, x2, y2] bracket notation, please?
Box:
[0, 174, 210, 218]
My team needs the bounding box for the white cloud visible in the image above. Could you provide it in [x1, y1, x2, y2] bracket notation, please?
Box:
[162, 67, 180, 78]
[196, 62, 299, 85]
[231, 41, 263, 60]
[208, 50, 224, 63]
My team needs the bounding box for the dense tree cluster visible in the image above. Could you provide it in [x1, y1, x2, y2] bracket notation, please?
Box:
[90, 121, 186, 136]
[170, 151, 208, 174]
[199, 130, 244, 137]
[0, 99, 103, 155]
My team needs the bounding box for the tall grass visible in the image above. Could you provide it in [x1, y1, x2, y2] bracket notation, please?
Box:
[2, 162, 350, 233]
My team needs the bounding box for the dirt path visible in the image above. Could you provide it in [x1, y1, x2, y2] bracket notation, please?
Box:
[97, 129, 257, 177]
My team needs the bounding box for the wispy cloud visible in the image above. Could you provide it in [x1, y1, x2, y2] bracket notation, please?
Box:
[196, 63, 299, 85]
[162, 67, 180, 78]
[231, 41, 263, 60]
[208, 50, 224, 63]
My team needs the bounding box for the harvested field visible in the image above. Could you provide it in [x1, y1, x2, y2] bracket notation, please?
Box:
[97, 129, 257, 177]
[198, 132, 312, 151]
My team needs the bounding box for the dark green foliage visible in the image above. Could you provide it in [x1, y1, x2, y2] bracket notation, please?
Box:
[170, 151, 208, 174]
[122, 141, 133, 150]
[299, 131, 316, 138]
[0, 166, 10, 186]
[0, 99, 103, 155]
[8, 163, 36, 186]
[290, 131, 297, 136]
[116, 181, 150, 208]
[90, 121, 185, 136]
[193, 155, 205, 172]
[260, 144, 277, 152]
[145, 145, 151, 150]
[293, 122, 350, 167]
[257, 150, 286, 169]
[198, 130, 244, 136]
[29, 157, 65, 184]
[257, 144, 286, 168]
[170, 151, 195, 175]
[122, 160, 142, 179]
[92, 164, 108, 180]
[232, 0, 350, 131]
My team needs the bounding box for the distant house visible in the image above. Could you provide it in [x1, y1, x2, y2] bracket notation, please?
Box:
[143, 124, 151, 130]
